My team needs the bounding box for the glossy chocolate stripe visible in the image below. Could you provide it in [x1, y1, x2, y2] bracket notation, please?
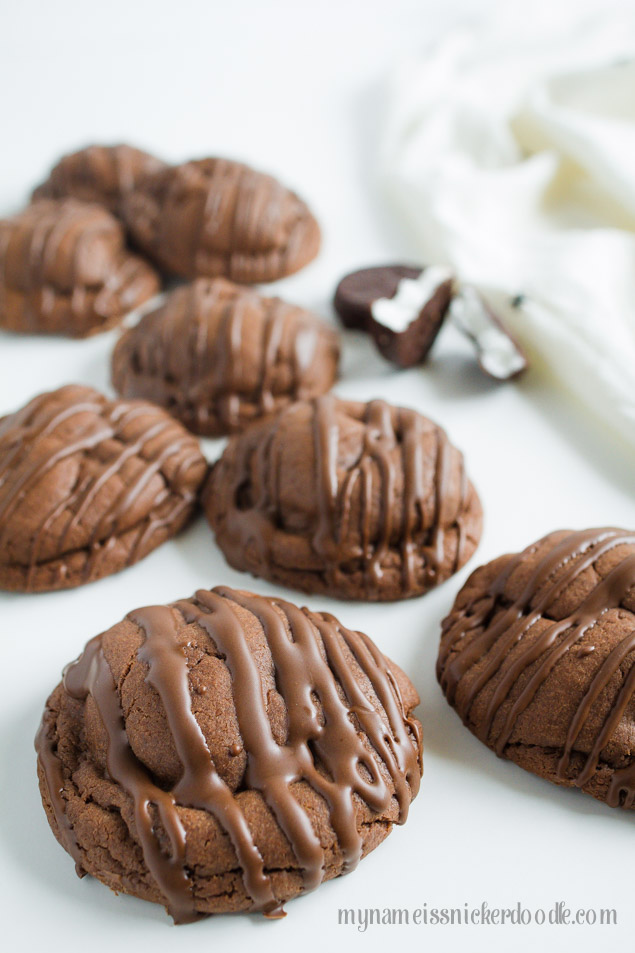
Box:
[39, 587, 420, 919]
[439, 528, 635, 806]
[63, 636, 196, 923]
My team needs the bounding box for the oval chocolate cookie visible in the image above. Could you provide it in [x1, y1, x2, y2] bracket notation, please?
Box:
[0, 199, 159, 337]
[32, 144, 166, 216]
[111, 278, 340, 436]
[0, 384, 207, 592]
[438, 528, 635, 810]
[36, 586, 422, 921]
[122, 158, 321, 282]
[204, 396, 482, 601]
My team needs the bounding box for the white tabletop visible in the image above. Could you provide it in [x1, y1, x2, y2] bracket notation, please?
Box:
[0, 3, 632, 953]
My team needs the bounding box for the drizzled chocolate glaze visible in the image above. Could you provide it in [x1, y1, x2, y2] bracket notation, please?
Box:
[0, 199, 159, 337]
[205, 396, 482, 601]
[111, 277, 340, 436]
[122, 158, 321, 283]
[35, 587, 422, 921]
[32, 144, 166, 216]
[438, 528, 635, 809]
[0, 384, 206, 591]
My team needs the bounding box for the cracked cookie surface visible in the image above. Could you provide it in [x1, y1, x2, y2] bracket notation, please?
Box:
[0, 384, 207, 591]
[111, 277, 340, 436]
[438, 528, 635, 809]
[204, 395, 482, 601]
[36, 586, 422, 921]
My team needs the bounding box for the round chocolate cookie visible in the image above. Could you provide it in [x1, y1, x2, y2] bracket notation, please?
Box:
[0, 199, 159, 337]
[204, 396, 482, 601]
[438, 528, 635, 810]
[111, 277, 340, 436]
[0, 384, 207, 592]
[32, 144, 166, 216]
[36, 586, 422, 921]
[122, 158, 321, 282]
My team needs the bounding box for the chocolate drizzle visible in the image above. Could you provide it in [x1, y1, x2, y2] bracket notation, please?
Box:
[0, 385, 206, 591]
[437, 528, 635, 808]
[123, 158, 321, 283]
[0, 199, 159, 337]
[111, 278, 339, 436]
[32, 144, 166, 215]
[36, 588, 421, 921]
[312, 397, 474, 592]
[206, 395, 481, 600]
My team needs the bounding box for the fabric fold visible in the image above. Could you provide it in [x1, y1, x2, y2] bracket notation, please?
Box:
[379, 1, 635, 448]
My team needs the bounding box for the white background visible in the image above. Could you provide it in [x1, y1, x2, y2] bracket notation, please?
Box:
[0, 2, 633, 952]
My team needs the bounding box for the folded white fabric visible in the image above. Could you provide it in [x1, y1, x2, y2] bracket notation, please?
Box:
[379, 0, 635, 445]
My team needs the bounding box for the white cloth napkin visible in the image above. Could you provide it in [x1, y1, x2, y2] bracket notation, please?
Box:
[379, 1, 635, 447]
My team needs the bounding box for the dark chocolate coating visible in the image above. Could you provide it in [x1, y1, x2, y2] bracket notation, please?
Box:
[368, 283, 453, 368]
[0, 199, 160, 337]
[122, 158, 321, 283]
[35, 587, 422, 921]
[333, 264, 453, 367]
[111, 277, 340, 436]
[204, 395, 482, 601]
[438, 528, 635, 809]
[0, 384, 207, 592]
[334, 265, 422, 330]
[32, 144, 166, 216]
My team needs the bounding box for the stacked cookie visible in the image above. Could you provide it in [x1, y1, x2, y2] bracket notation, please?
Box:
[0, 144, 321, 338]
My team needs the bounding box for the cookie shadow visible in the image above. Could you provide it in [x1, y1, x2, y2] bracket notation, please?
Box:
[169, 515, 330, 611]
[337, 333, 396, 384]
[169, 516, 256, 593]
[422, 350, 502, 400]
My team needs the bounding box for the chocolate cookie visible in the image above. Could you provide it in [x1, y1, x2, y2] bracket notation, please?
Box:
[32, 144, 166, 216]
[333, 264, 453, 367]
[204, 396, 482, 600]
[0, 384, 207, 592]
[122, 158, 320, 282]
[111, 278, 340, 436]
[438, 528, 635, 810]
[36, 586, 422, 921]
[0, 199, 159, 337]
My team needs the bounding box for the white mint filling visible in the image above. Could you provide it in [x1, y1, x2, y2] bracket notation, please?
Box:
[451, 286, 526, 379]
[370, 265, 453, 333]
